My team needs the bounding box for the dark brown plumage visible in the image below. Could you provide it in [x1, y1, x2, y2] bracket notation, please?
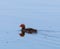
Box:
[19, 24, 37, 37]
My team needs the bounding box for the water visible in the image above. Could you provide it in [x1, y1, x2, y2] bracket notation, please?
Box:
[0, 0, 60, 49]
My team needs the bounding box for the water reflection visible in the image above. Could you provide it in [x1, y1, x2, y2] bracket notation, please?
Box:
[18, 29, 60, 38]
[19, 24, 37, 37]
[19, 29, 37, 37]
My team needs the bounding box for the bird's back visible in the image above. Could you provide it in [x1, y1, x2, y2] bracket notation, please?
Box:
[25, 28, 37, 34]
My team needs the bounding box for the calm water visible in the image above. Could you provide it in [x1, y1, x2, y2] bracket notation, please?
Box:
[0, 0, 60, 49]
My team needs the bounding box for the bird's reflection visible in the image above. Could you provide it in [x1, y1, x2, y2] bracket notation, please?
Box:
[19, 24, 37, 37]
[19, 31, 25, 37]
[19, 24, 60, 37]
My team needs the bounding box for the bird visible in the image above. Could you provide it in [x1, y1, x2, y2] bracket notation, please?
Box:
[19, 24, 37, 37]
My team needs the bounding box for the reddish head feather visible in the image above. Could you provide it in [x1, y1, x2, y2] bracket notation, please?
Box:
[19, 24, 25, 27]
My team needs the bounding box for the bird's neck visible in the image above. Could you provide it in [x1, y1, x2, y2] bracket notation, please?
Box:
[22, 26, 25, 29]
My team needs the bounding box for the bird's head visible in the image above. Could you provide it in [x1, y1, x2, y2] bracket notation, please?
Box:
[19, 24, 25, 28]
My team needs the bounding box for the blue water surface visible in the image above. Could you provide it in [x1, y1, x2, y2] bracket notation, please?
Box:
[0, 0, 60, 49]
